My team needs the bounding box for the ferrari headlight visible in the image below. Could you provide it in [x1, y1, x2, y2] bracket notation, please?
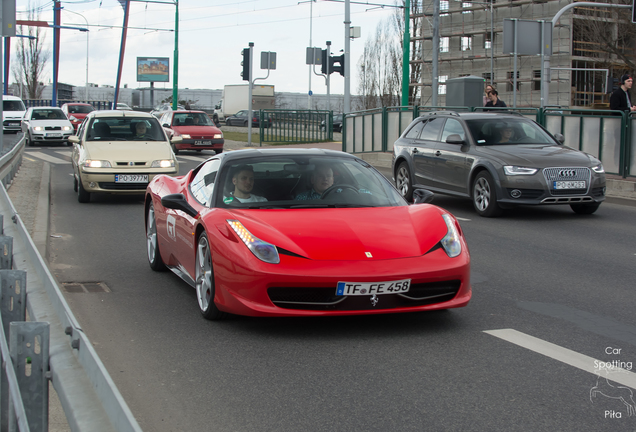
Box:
[440, 214, 462, 258]
[62, 126, 73, 131]
[33, 126, 43, 131]
[83, 160, 111, 168]
[504, 166, 538, 176]
[592, 163, 605, 173]
[151, 159, 175, 168]
[214, 133, 223, 139]
[227, 220, 280, 264]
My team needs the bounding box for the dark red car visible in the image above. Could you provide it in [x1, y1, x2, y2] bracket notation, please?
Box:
[60, 103, 95, 132]
[160, 110, 224, 155]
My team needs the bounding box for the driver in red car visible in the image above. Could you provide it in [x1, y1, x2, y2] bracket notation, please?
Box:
[295, 164, 334, 200]
[225, 165, 267, 204]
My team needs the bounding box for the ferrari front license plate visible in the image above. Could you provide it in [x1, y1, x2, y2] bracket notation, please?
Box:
[115, 174, 149, 183]
[194, 140, 211, 145]
[554, 181, 586, 190]
[336, 279, 411, 296]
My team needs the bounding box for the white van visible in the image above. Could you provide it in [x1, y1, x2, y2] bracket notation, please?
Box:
[3, 95, 27, 133]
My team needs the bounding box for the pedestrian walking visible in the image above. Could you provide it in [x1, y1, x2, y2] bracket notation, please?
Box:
[484, 89, 507, 111]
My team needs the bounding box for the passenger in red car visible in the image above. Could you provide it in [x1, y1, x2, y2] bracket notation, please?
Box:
[295, 164, 334, 200]
[228, 165, 267, 203]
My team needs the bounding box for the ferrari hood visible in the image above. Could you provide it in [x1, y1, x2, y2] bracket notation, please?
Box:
[227, 206, 450, 261]
[476, 144, 598, 167]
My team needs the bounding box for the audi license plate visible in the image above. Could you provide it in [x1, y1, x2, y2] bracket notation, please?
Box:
[194, 140, 211, 146]
[554, 181, 586, 190]
[336, 279, 411, 296]
[115, 174, 149, 183]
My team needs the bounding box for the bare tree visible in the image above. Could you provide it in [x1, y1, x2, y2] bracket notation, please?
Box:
[356, 1, 422, 109]
[12, 3, 50, 100]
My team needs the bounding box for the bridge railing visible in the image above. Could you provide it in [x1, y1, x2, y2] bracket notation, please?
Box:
[0, 137, 142, 431]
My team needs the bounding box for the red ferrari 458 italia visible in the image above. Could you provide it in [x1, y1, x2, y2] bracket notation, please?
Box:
[145, 148, 471, 320]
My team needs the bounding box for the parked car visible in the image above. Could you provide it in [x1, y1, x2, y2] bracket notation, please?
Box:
[160, 110, 224, 155]
[320, 114, 343, 133]
[69, 110, 180, 203]
[225, 110, 271, 128]
[61, 103, 95, 131]
[116, 103, 133, 110]
[392, 111, 606, 217]
[150, 103, 185, 118]
[21, 107, 74, 146]
[3, 95, 26, 133]
[144, 148, 471, 320]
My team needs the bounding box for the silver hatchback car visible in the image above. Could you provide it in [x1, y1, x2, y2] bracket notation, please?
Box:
[392, 112, 606, 217]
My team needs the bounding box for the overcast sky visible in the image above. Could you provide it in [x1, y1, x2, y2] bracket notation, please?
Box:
[13, 0, 400, 96]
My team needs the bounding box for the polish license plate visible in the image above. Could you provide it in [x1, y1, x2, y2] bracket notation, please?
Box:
[115, 174, 149, 183]
[194, 140, 211, 145]
[47, 133, 62, 138]
[9, 122, 20, 127]
[336, 279, 411, 296]
[554, 181, 586, 190]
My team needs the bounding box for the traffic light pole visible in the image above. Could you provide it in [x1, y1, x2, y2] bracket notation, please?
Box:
[247, 42, 254, 146]
[326, 41, 331, 112]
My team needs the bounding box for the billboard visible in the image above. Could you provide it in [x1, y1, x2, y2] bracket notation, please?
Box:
[137, 57, 170, 83]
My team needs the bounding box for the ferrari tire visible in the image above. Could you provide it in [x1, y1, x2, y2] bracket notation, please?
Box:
[472, 171, 502, 217]
[195, 233, 227, 320]
[396, 162, 413, 202]
[77, 177, 90, 203]
[147, 203, 167, 271]
[570, 202, 601, 215]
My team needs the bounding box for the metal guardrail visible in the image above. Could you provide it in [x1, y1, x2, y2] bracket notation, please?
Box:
[343, 105, 635, 178]
[0, 137, 142, 431]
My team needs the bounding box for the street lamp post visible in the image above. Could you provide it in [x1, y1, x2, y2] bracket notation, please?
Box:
[65, 10, 89, 101]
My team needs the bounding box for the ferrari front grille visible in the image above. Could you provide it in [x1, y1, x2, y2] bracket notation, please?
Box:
[268, 280, 461, 311]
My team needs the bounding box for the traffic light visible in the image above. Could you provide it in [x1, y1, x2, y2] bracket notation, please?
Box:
[321, 49, 328, 75]
[330, 54, 345, 77]
[241, 48, 250, 81]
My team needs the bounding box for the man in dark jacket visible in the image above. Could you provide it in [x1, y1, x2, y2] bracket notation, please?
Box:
[609, 74, 636, 113]
[484, 89, 507, 111]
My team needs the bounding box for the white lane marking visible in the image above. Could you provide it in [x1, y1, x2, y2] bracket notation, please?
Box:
[54, 150, 72, 157]
[177, 155, 207, 162]
[27, 151, 69, 165]
[484, 329, 636, 389]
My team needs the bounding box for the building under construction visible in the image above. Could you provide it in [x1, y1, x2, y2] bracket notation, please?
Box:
[411, 0, 633, 108]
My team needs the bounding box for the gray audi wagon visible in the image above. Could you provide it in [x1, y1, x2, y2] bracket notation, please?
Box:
[392, 111, 606, 217]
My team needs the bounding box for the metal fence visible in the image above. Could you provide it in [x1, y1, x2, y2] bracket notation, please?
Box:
[259, 109, 332, 144]
[343, 106, 635, 178]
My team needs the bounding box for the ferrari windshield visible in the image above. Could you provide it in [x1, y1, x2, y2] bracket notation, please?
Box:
[216, 155, 406, 209]
[465, 118, 556, 146]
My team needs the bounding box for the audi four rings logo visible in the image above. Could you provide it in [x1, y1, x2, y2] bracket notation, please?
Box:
[558, 169, 576, 177]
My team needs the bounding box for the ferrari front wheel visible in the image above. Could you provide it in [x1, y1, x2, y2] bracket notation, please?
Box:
[147, 203, 167, 271]
[195, 233, 227, 320]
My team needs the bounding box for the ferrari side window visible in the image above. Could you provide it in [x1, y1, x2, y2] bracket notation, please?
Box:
[190, 159, 221, 206]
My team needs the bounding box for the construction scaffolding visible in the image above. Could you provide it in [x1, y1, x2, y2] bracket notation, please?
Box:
[411, 0, 632, 108]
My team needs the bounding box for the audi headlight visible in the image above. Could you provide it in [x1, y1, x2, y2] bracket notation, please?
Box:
[592, 163, 605, 173]
[62, 126, 73, 131]
[33, 126, 43, 131]
[151, 159, 175, 168]
[214, 133, 223, 139]
[227, 220, 280, 264]
[83, 160, 111, 168]
[504, 166, 538, 176]
[440, 214, 462, 258]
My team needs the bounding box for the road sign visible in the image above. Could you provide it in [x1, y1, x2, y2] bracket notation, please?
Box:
[503, 19, 552, 56]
